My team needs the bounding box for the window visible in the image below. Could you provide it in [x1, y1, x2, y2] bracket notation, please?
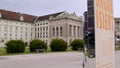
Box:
[43, 27, 45, 31]
[53, 27, 55, 36]
[35, 33, 36, 38]
[38, 28, 39, 31]
[21, 27, 23, 30]
[43, 23, 45, 25]
[25, 33, 27, 36]
[4, 33, 7, 36]
[16, 26, 17, 30]
[74, 26, 76, 36]
[40, 27, 42, 31]
[46, 32, 48, 37]
[69, 25, 72, 36]
[35, 28, 36, 31]
[43, 32, 45, 38]
[31, 33, 32, 37]
[26, 28, 27, 31]
[60, 27, 63, 36]
[4, 26, 7, 30]
[56, 27, 59, 36]
[46, 27, 48, 31]
[38, 33, 39, 38]
[40, 32, 42, 38]
[10, 34, 12, 36]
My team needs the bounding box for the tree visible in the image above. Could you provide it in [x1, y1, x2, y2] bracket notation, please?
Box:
[29, 39, 47, 52]
[5, 40, 25, 53]
[50, 39, 67, 51]
[70, 39, 84, 50]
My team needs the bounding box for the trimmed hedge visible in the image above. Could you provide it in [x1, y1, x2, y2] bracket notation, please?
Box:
[70, 39, 84, 50]
[5, 40, 25, 53]
[50, 39, 67, 51]
[29, 39, 47, 52]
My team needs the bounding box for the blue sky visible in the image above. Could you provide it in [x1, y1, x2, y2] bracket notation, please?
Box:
[0, 0, 119, 17]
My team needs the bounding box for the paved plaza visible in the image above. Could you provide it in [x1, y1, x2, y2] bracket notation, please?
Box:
[0, 51, 120, 68]
[0, 52, 83, 68]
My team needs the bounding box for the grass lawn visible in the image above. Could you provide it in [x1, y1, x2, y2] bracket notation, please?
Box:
[0, 47, 74, 56]
[115, 45, 120, 50]
[0, 47, 6, 56]
[0, 47, 31, 56]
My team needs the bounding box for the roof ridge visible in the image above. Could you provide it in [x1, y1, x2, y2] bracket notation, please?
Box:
[39, 11, 64, 17]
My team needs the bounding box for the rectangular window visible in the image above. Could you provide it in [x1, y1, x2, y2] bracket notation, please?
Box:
[16, 26, 17, 30]
[43, 32, 45, 38]
[40, 27, 42, 31]
[53, 27, 55, 36]
[35, 28, 36, 31]
[56, 27, 59, 36]
[46, 32, 48, 37]
[46, 27, 48, 31]
[26, 28, 27, 31]
[4, 26, 7, 30]
[60, 27, 62, 36]
[40, 32, 42, 38]
[43, 27, 45, 31]
[38, 33, 39, 38]
[38, 28, 39, 31]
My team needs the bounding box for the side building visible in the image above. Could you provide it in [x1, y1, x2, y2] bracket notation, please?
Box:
[115, 18, 120, 44]
[0, 9, 37, 47]
[34, 11, 83, 45]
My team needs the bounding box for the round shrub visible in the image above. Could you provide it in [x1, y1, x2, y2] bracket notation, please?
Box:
[5, 40, 25, 53]
[29, 39, 47, 52]
[50, 39, 67, 51]
[70, 39, 84, 50]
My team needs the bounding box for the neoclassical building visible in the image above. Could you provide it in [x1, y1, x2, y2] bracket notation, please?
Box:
[0, 9, 83, 47]
[0, 9, 37, 47]
[34, 11, 83, 45]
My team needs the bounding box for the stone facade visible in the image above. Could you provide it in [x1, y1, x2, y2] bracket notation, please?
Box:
[0, 9, 83, 47]
[0, 9, 37, 47]
[35, 11, 83, 45]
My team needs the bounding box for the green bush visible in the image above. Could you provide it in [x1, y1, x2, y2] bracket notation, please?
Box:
[5, 40, 25, 53]
[50, 39, 67, 51]
[29, 39, 47, 52]
[70, 39, 84, 50]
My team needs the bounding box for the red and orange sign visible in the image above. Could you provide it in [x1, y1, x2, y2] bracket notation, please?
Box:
[95, 0, 115, 68]
[95, 0, 114, 31]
